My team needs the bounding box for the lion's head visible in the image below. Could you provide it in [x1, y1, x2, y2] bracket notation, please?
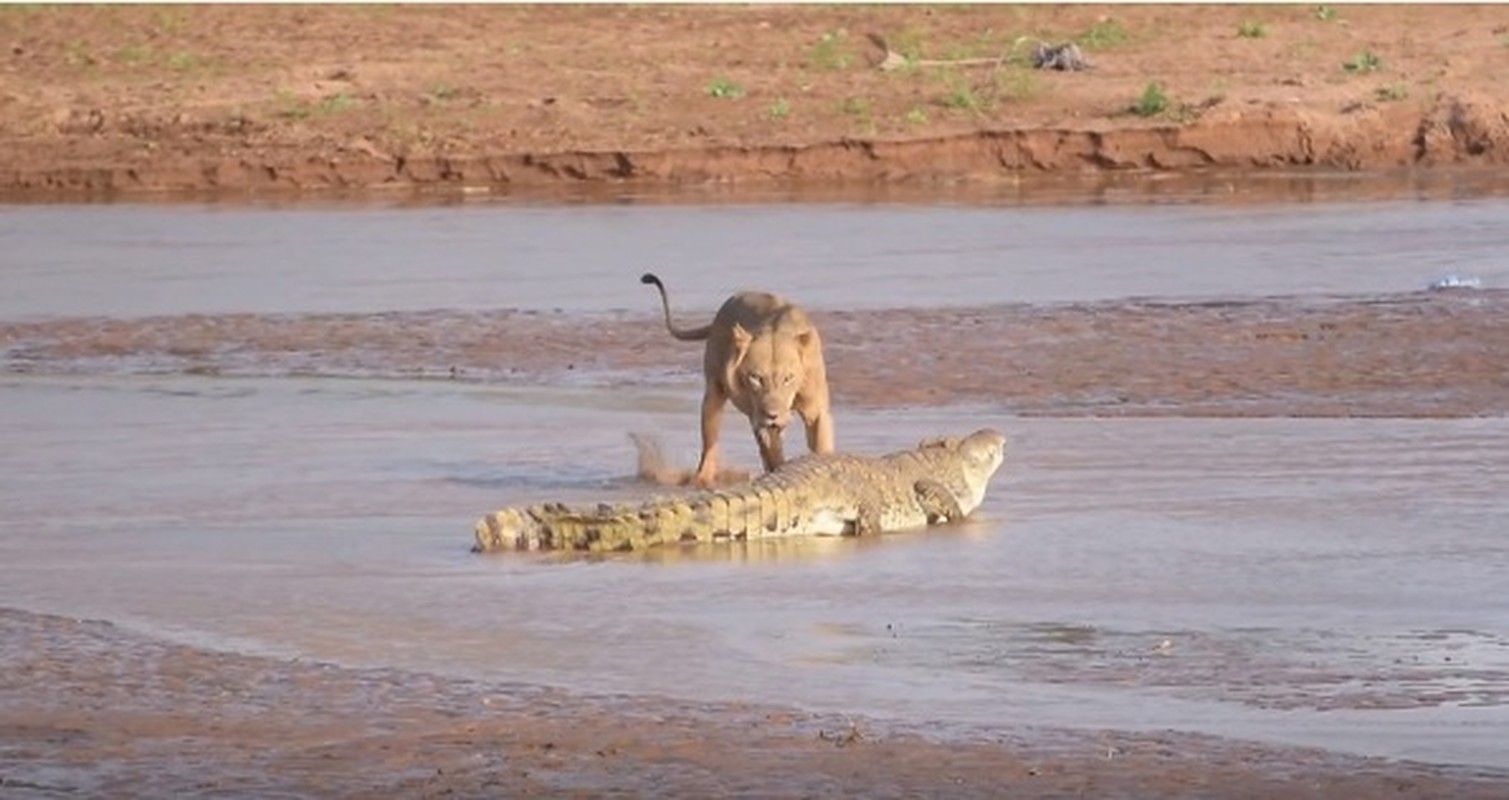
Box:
[727, 320, 815, 433]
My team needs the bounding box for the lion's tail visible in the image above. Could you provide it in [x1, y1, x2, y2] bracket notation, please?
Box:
[641, 272, 713, 341]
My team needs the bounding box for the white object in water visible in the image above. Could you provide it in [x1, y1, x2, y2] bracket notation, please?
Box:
[1427, 275, 1483, 291]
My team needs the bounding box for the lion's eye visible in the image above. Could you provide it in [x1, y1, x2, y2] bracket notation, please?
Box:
[746, 374, 763, 388]
[781, 374, 795, 386]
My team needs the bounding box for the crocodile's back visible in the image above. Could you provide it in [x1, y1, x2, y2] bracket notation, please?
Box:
[474, 428, 1007, 553]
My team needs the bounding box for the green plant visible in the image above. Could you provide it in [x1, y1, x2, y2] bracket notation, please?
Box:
[65, 40, 96, 67]
[839, 96, 871, 117]
[1374, 82, 1409, 102]
[274, 89, 309, 120]
[837, 96, 876, 134]
[1131, 81, 1170, 117]
[905, 105, 929, 125]
[768, 96, 791, 120]
[117, 44, 151, 65]
[942, 78, 981, 111]
[993, 67, 1038, 102]
[318, 91, 354, 114]
[1342, 50, 1382, 73]
[166, 51, 200, 72]
[706, 76, 745, 99]
[1314, 5, 1339, 21]
[810, 28, 854, 70]
[153, 8, 187, 34]
[426, 84, 459, 104]
[891, 29, 926, 66]
[1237, 21, 1268, 39]
[1081, 18, 1129, 49]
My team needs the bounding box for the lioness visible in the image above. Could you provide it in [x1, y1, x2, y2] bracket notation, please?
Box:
[641, 272, 834, 488]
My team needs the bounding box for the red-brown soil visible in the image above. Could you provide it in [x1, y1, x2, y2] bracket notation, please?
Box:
[4, 4, 1509, 196]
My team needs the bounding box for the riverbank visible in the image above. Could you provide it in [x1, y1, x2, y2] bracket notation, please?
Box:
[4, 5, 1509, 196]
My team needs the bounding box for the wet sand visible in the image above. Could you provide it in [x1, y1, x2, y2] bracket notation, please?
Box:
[5, 289, 1507, 418]
[5, 607, 1507, 799]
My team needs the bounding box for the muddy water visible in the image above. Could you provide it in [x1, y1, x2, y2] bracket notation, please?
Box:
[2, 374, 1507, 769]
[3, 196, 1506, 320]
[2, 197, 1508, 774]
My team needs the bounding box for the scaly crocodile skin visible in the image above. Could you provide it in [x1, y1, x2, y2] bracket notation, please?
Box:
[473, 428, 1007, 553]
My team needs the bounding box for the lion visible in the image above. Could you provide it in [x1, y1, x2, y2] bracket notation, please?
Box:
[641, 272, 835, 488]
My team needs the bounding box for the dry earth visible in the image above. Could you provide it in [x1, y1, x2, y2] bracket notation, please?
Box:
[3, 4, 1509, 196]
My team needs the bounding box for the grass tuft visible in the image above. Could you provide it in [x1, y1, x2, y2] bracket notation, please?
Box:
[1131, 81, 1170, 117]
[810, 29, 854, 70]
[1237, 21, 1268, 39]
[706, 77, 745, 100]
[1342, 50, 1382, 73]
[1081, 18, 1129, 49]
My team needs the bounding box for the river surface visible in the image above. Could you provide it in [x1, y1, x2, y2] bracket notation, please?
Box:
[3, 196, 1506, 319]
[2, 196, 1507, 772]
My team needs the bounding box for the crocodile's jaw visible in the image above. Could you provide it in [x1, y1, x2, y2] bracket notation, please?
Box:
[956, 429, 1008, 515]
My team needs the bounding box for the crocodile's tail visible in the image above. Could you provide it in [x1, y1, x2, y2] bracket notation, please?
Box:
[641, 272, 713, 341]
[475, 501, 705, 553]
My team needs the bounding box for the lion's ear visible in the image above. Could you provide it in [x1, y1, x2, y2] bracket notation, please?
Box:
[731, 323, 753, 354]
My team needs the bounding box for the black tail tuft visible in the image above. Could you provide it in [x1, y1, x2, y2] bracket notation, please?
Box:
[640, 272, 661, 286]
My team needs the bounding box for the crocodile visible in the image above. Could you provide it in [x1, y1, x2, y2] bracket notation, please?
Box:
[473, 428, 1007, 553]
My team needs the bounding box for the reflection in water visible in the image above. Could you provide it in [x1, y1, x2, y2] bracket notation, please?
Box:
[627, 535, 872, 566]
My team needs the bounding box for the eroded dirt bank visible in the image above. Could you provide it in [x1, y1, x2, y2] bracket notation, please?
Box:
[4, 5, 1509, 196]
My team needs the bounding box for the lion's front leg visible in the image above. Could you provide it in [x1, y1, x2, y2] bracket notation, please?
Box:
[693, 387, 728, 488]
[801, 407, 835, 455]
[795, 387, 835, 455]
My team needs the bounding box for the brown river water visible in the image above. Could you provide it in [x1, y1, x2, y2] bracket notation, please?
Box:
[2, 184, 1508, 795]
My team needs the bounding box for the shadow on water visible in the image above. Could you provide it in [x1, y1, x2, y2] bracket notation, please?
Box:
[11, 168, 1509, 209]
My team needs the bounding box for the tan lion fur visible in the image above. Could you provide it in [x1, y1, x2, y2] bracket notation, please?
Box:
[641, 272, 835, 488]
